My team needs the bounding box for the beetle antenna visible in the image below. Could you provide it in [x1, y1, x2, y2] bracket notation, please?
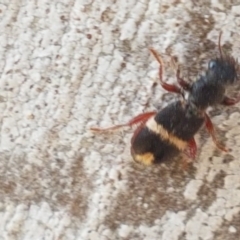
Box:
[218, 31, 223, 59]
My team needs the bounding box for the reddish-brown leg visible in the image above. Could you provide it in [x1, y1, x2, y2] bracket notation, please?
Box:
[181, 138, 197, 169]
[150, 48, 183, 94]
[130, 120, 148, 145]
[176, 67, 191, 91]
[221, 95, 240, 106]
[184, 137, 197, 159]
[204, 113, 228, 152]
[90, 111, 156, 132]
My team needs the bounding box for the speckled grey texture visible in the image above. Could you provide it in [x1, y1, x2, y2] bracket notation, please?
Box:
[0, 1, 240, 239]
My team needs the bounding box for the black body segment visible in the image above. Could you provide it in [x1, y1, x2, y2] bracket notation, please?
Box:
[154, 101, 205, 141]
[131, 101, 205, 164]
[131, 125, 179, 165]
[207, 57, 238, 85]
[188, 53, 239, 110]
[189, 77, 225, 109]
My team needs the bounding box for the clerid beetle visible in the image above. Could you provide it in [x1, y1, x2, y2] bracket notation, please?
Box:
[91, 32, 239, 165]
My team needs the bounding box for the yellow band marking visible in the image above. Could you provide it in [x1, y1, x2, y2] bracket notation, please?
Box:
[134, 152, 154, 165]
[146, 117, 187, 150]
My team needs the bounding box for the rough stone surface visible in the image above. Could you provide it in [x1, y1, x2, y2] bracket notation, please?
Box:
[0, 1, 240, 239]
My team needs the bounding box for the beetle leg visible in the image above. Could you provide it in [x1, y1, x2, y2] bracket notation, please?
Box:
[90, 111, 156, 132]
[180, 138, 197, 170]
[184, 137, 197, 160]
[176, 66, 191, 91]
[221, 95, 240, 106]
[150, 48, 183, 95]
[204, 113, 228, 152]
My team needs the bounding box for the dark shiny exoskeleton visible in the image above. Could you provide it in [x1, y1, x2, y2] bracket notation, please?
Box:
[131, 100, 205, 164]
[189, 56, 238, 110]
[91, 32, 239, 166]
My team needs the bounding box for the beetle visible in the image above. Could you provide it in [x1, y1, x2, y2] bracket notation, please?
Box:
[91, 32, 239, 165]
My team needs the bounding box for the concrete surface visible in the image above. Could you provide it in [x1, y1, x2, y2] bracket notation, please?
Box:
[0, 0, 240, 239]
